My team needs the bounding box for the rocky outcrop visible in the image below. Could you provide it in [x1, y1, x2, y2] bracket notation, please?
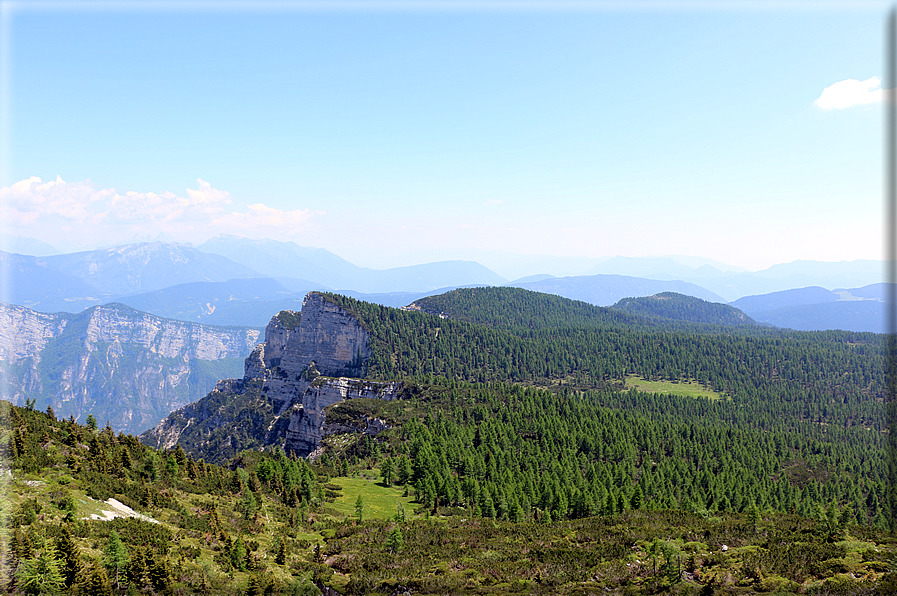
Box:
[283, 378, 401, 455]
[288, 293, 370, 377]
[142, 292, 401, 460]
[250, 293, 369, 413]
[0, 301, 260, 434]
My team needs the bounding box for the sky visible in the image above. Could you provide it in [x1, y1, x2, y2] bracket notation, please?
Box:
[0, 0, 888, 273]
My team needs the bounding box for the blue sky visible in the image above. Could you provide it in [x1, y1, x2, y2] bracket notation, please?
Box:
[0, 1, 887, 273]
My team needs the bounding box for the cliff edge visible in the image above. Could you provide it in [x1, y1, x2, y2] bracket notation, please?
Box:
[141, 292, 402, 462]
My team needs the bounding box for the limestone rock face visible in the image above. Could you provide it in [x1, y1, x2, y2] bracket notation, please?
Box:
[259, 312, 298, 370]
[283, 378, 401, 455]
[0, 303, 69, 363]
[288, 292, 370, 377]
[247, 293, 370, 414]
[0, 301, 260, 434]
[142, 292, 402, 460]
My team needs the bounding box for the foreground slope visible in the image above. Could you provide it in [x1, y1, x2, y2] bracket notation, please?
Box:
[10, 382, 897, 595]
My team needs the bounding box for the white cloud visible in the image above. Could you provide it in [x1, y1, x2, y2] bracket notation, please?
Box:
[105, 178, 231, 224]
[483, 198, 505, 206]
[0, 176, 317, 251]
[213, 203, 314, 231]
[0, 175, 113, 226]
[814, 77, 883, 111]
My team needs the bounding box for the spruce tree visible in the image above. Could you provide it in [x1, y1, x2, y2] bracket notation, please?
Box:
[385, 527, 403, 554]
[55, 528, 82, 589]
[104, 531, 129, 590]
[381, 458, 395, 486]
[15, 541, 65, 596]
[82, 561, 114, 596]
[274, 538, 287, 566]
[631, 485, 644, 510]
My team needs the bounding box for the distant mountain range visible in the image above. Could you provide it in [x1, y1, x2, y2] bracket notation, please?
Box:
[730, 283, 888, 333]
[0, 237, 889, 333]
[0, 243, 258, 312]
[198, 234, 508, 293]
[585, 256, 882, 302]
[510, 274, 727, 306]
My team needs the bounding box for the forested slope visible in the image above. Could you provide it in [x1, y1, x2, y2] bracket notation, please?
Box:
[609, 291, 758, 327]
[322, 290, 884, 433]
[375, 379, 888, 528]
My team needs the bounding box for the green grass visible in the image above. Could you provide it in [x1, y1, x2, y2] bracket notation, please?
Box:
[625, 375, 724, 400]
[328, 471, 419, 521]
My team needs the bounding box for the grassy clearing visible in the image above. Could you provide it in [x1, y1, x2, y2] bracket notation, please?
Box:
[328, 471, 419, 521]
[625, 375, 724, 400]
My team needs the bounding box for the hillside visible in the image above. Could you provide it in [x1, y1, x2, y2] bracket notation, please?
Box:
[609, 292, 758, 327]
[147, 289, 885, 501]
[334, 290, 882, 415]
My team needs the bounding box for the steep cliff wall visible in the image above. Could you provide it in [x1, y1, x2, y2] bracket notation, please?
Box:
[0, 303, 69, 362]
[0, 301, 260, 434]
[288, 292, 370, 377]
[246, 293, 370, 413]
[142, 292, 401, 461]
[282, 378, 401, 456]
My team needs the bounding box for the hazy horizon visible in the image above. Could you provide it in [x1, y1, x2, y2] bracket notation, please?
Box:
[3, 232, 889, 285]
[0, 2, 885, 273]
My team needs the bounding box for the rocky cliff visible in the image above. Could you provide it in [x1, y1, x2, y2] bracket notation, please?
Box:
[141, 292, 402, 462]
[0, 302, 260, 434]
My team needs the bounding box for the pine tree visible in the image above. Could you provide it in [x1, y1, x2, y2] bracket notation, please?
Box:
[82, 561, 114, 596]
[12, 525, 34, 561]
[355, 494, 364, 523]
[630, 485, 643, 510]
[274, 538, 287, 566]
[384, 527, 404, 554]
[147, 554, 174, 594]
[246, 573, 264, 596]
[15, 541, 65, 596]
[748, 503, 763, 534]
[103, 530, 129, 590]
[616, 492, 626, 514]
[55, 528, 83, 588]
[118, 447, 132, 471]
[231, 537, 248, 571]
[381, 458, 395, 486]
